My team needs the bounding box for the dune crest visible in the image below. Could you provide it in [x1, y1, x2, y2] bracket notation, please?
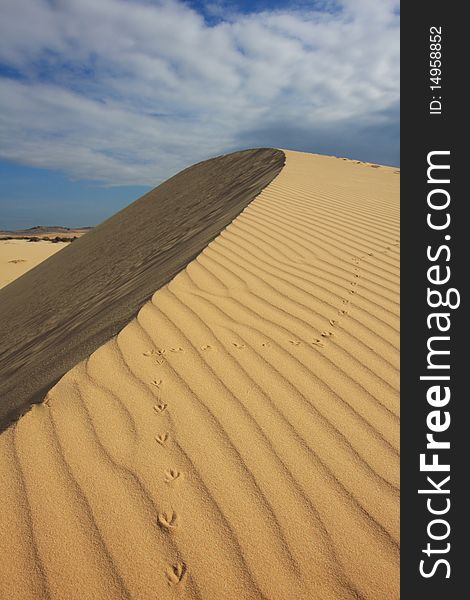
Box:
[0, 148, 284, 430]
[0, 151, 399, 599]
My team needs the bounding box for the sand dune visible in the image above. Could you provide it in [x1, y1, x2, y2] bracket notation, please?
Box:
[0, 239, 68, 289]
[0, 150, 399, 599]
[0, 148, 284, 430]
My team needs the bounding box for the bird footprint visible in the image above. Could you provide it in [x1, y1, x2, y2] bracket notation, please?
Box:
[311, 339, 325, 348]
[166, 562, 186, 585]
[329, 319, 337, 327]
[321, 331, 333, 338]
[200, 344, 212, 351]
[155, 433, 169, 446]
[158, 511, 178, 529]
[154, 403, 168, 413]
[165, 469, 181, 483]
[170, 347, 183, 353]
[232, 342, 245, 349]
[289, 340, 301, 346]
[143, 349, 156, 357]
[152, 379, 163, 388]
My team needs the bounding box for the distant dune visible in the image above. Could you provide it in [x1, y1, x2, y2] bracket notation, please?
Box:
[0, 150, 399, 599]
[0, 225, 93, 239]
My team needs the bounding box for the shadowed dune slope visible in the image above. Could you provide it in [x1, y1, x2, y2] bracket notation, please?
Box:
[0, 148, 285, 430]
[0, 151, 399, 599]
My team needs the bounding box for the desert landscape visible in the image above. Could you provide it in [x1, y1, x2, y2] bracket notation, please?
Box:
[0, 149, 399, 599]
[0, 239, 68, 289]
[0, 227, 92, 289]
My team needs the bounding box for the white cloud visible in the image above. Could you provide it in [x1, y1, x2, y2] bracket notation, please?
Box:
[0, 0, 399, 185]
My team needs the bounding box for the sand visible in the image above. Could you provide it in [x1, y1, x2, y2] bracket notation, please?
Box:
[0, 149, 284, 430]
[0, 239, 68, 289]
[0, 150, 399, 599]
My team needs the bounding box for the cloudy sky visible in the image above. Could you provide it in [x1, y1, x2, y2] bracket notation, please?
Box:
[0, 0, 399, 229]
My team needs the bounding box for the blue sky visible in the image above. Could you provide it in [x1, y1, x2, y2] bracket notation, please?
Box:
[0, 0, 399, 230]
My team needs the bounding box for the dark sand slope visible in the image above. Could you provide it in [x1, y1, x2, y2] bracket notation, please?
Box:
[0, 148, 285, 430]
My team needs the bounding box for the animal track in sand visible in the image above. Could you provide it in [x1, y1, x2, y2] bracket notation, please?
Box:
[143, 349, 166, 365]
[166, 562, 186, 586]
[165, 469, 182, 483]
[145, 331, 400, 359]
[154, 403, 168, 414]
[155, 433, 169, 446]
[313, 250, 368, 349]
[158, 511, 178, 529]
[144, 331, 408, 357]
[152, 379, 163, 388]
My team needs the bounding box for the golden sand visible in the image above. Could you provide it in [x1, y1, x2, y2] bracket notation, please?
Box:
[0, 151, 399, 599]
[0, 239, 68, 289]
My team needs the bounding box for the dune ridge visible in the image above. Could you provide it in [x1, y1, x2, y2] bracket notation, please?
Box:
[0, 151, 399, 599]
[0, 148, 284, 431]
